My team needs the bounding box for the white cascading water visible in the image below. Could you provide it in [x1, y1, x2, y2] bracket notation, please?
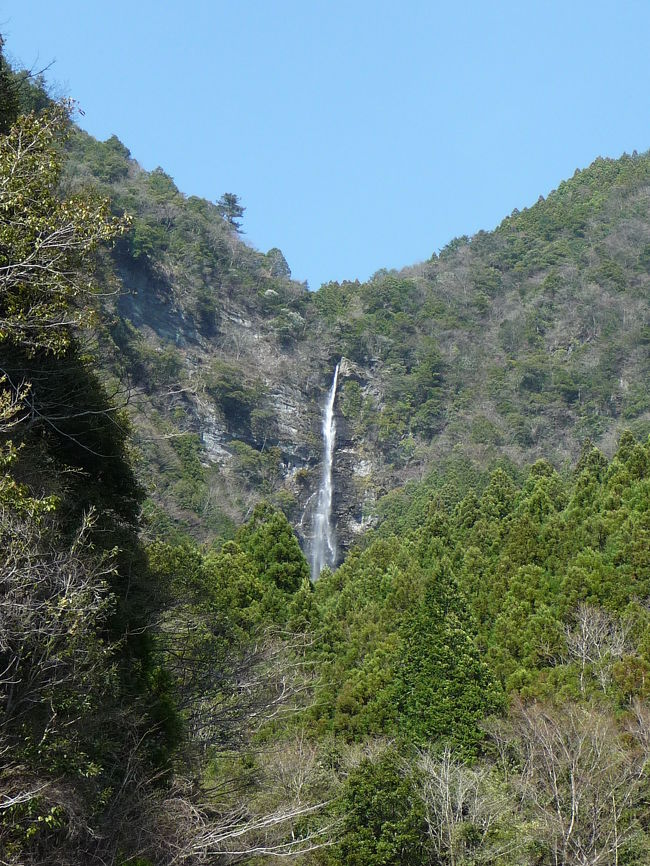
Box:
[311, 363, 340, 580]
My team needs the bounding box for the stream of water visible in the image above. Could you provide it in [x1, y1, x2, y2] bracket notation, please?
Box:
[310, 363, 340, 579]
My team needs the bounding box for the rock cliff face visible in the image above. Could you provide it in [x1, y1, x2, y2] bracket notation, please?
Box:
[199, 351, 386, 565]
[328, 359, 381, 556]
[269, 355, 384, 566]
[279, 358, 378, 567]
[112, 255, 388, 563]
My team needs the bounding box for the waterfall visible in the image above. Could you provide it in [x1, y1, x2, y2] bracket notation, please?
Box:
[311, 363, 340, 580]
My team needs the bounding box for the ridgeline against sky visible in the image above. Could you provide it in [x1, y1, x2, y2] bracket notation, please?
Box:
[4, 0, 650, 288]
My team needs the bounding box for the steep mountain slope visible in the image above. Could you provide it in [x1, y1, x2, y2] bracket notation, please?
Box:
[64, 129, 650, 561]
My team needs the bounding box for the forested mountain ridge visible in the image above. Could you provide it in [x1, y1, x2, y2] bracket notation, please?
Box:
[1, 45, 649, 866]
[58, 115, 650, 558]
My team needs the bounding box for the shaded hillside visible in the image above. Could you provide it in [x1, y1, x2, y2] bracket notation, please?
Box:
[62, 124, 650, 560]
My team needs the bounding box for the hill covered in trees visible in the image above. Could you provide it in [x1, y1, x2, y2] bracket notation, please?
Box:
[53, 89, 650, 556]
[0, 43, 649, 866]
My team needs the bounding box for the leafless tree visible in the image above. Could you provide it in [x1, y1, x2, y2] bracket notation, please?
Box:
[0, 104, 128, 358]
[140, 788, 334, 864]
[261, 729, 323, 807]
[502, 701, 650, 866]
[156, 604, 314, 762]
[565, 604, 633, 693]
[0, 507, 118, 858]
[417, 746, 526, 866]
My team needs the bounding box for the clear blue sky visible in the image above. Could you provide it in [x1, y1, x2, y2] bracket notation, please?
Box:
[3, 1, 650, 289]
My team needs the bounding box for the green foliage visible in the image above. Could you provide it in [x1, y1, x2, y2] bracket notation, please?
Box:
[130, 215, 169, 260]
[0, 37, 19, 133]
[0, 105, 128, 355]
[340, 379, 363, 419]
[235, 501, 309, 594]
[266, 246, 291, 278]
[394, 558, 503, 755]
[301, 435, 650, 760]
[230, 440, 282, 491]
[312, 280, 355, 323]
[194, 283, 219, 335]
[204, 359, 265, 427]
[470, 415, 504, 445]
[216, 191, 245, 231]
[146, 504, 308, 765]
[83, 133, 131, 183]
[326, 752, 429, 866]
[168, 433, 207, 510]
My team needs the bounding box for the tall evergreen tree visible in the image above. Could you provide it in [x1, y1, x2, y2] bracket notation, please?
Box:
[394, 557, 503, 756]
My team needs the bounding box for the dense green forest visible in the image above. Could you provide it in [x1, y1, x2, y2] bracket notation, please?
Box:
[0, 42, 649, 865]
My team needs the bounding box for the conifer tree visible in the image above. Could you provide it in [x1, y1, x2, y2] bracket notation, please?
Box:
[394, 557, 503, 755]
